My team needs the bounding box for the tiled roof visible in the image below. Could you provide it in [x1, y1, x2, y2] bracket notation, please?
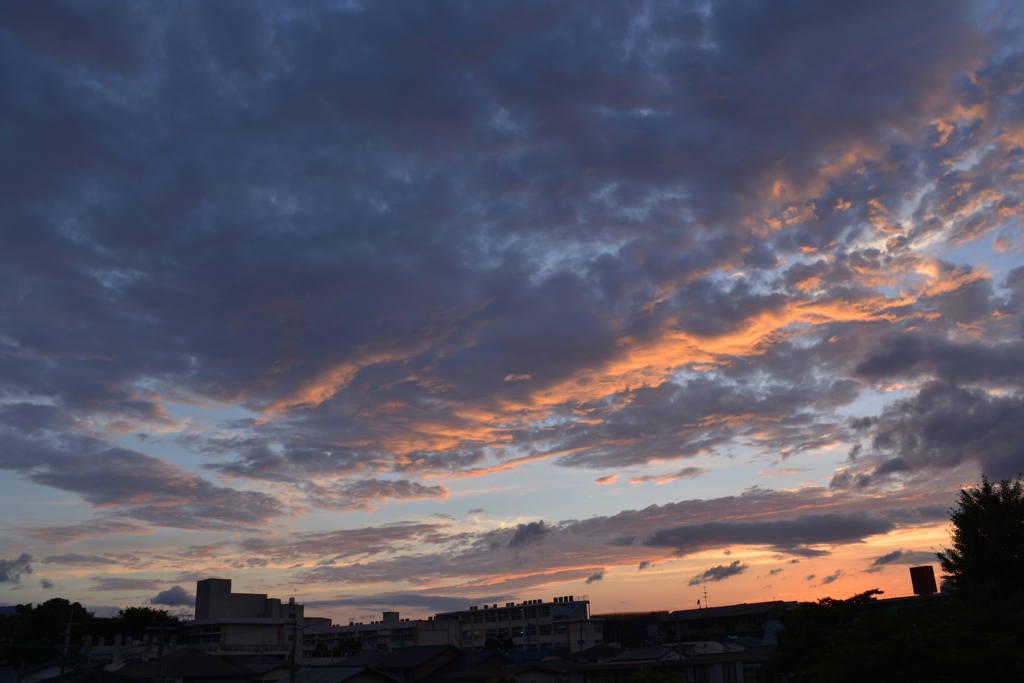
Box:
[416, 650, 511, 683]
[503, 651, 554, 663]
[295, 667, 381, 683]
[118, 648, 257, 679]
[237, 656, 292, 675]
[610, 647, 678, 662]
[378, 646, 456, 669]
[33, 665, 148, 683]
[568, 645, 620, 661]
[338, 652, 394, 668]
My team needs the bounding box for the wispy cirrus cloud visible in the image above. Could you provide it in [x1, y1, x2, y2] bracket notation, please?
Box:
[629, 468, 709, 485]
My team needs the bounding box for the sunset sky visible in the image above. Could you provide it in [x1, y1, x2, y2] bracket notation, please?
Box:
[2, 0, 1024, 624]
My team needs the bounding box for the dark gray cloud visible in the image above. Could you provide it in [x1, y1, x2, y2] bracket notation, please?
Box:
[880, 506, 949, 524]
[0, 554, 33, 583]
[855, 335, 1024, 387]
[0, 0, 1017, 514]
[0, 0, 1019, 606]
[40, 579, 55, 590]
[688, 560, 748, 586]
[868, 549, 937, 571]
[150, 585, 195, 607]
[644, 512, 894, 556]
[305, 479, 449, 511]
[629, 467, 709, 484]
[286, 488, 947, 590]
[239, 522, 452, 561]
[819, 570, 844, 586]
[585, 571, 604, 585]
[832, 383, 1024, 489]
[0, 422, 286, 530]
[507, 522, 553, 549]
[89, 577, 167, 591]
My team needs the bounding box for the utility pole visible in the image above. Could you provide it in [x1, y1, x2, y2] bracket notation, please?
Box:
[289, 619, 298, 683]
[57, 610, 78, 674]
[146, 626, 177, 683]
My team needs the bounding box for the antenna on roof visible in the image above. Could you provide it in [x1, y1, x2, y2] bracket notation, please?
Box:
[703, 585, 709, 609]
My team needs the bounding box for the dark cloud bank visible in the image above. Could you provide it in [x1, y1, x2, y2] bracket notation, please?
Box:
[0, 0, 1021, 562]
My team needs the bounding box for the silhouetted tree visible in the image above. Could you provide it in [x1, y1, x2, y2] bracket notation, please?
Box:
[87, 606, 184, 644]
[0, 598, 94, 668]
[772, 475, 1024, 682]
[484, 635, 514, 651]
[770, 590, 884, 683]
[938, 475, 1024, 592]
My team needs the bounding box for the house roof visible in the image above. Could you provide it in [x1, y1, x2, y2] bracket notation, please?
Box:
[337, 652, 394, 668]
[118, 648, 257, 679]
[416, 650, 511, 683]
[728, 636, 762, 648]
[610, 648, 679, 662]
[294, 667, 400, 683]
[500, 651, 553, 664]
[237, 656, 293, 675]
[568, 645, 620, 661]
[661, 601, 791, 622]
[378, 646, 458, 669]
[33, 665, 148, 683]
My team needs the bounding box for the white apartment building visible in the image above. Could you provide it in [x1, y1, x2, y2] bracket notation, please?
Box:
[432, 595, 603, 653]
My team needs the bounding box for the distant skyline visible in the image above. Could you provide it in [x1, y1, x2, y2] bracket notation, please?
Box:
[2, 0, 1023, 624]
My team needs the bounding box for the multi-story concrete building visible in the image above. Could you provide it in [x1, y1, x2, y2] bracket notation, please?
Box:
[185, 578, 331, 660]
[302, 611, 460, 657]
[432, 596, 603, 653]
[184, 581, 602, 658]
[658, 601, 793, 644]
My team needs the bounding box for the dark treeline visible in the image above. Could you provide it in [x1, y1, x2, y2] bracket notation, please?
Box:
[771, 476, 1024, 681]
[0, 599, 183, 669]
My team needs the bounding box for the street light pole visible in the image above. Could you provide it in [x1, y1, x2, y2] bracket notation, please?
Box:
[289, 619, 298, 683]
[146, 626, 177, 683]
[57, 610, 77, 674]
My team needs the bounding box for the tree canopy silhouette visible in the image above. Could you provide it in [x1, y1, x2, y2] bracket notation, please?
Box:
[937, 475, 1024, 592]
[771, 475, 1024, 682]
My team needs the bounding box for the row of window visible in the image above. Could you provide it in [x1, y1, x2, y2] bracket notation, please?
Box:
[461, 606, 554, 623]
[309, 627, 414, 638]
[461, 624, 569, 639]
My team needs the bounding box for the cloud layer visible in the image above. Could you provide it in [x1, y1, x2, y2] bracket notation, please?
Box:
[0, 0, 1021, 607]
